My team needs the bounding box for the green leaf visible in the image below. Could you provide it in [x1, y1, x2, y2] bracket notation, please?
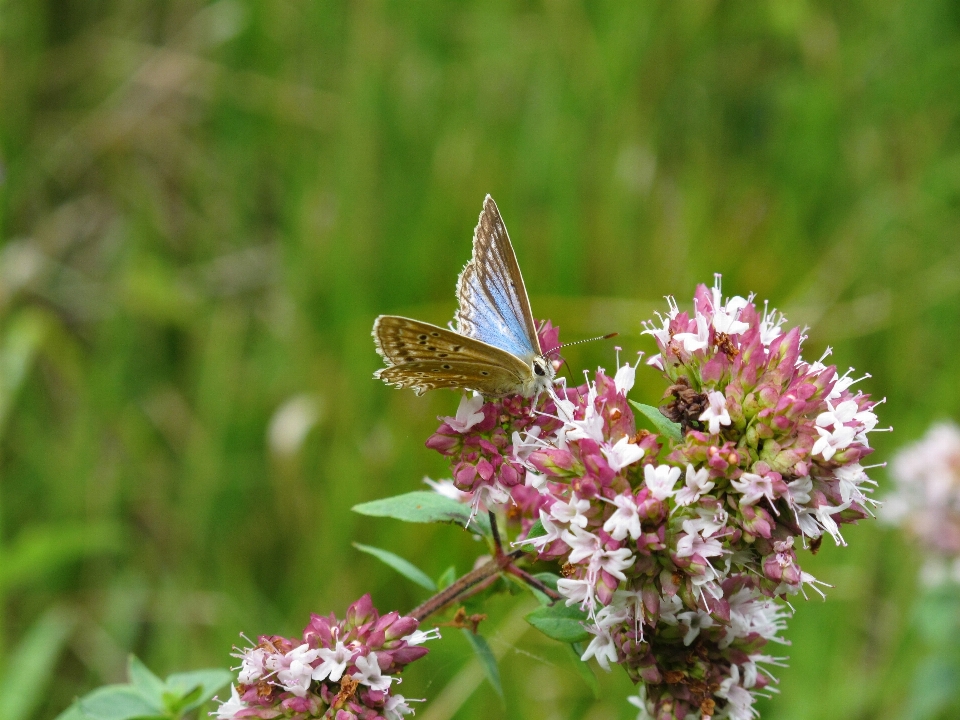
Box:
[529, 572, 561, 606]
[0, 606, 76, 720]
[461, 630, 503, 701]
[352, 491, 490, 536]
[127, 656, 165, 705]
[565, 643, 600, 698]
[629, 401, 682, 442]
[73, 685, 163, 720]
[352, 543, 437, 591]
[163, 668, 232, 714]
[517, 519, 545, 553]
[436, 565, 457, 589]
[161, 667, 231, 715]
[526, 603, 590, 643]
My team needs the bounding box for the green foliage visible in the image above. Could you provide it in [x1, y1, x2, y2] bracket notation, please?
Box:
[461, 630, 503, 702]
[565, 644, 601, 699]
[526, 604, 592, 645]
[54, 657, 230, 720]
[0, 608, 76, 720]
[630, 401, 683, 443]
[352, 491, 491, 536]
[1, 0, 958, 717]
[352, 542, 437, 592]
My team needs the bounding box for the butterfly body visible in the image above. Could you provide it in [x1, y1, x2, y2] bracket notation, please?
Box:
[373, 195, 555, 398]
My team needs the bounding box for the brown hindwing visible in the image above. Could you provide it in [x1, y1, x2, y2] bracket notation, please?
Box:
[372, 315, 530, 396]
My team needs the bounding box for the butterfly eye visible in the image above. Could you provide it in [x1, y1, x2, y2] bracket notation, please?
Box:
[534, 361, 546, 377]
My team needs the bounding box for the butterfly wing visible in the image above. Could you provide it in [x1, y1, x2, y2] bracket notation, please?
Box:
[372, 315, 532, 396]
[454, 195, 542, 361]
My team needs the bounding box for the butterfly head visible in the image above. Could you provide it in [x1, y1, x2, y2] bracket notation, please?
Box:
[525, 353, 557, 397]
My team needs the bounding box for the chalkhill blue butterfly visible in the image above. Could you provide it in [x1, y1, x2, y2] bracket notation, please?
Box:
[372, 195, 558, 398]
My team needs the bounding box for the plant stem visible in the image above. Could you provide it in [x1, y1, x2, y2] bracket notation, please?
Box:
[408, 554, 510, 623]
[408, 512, 560, 622]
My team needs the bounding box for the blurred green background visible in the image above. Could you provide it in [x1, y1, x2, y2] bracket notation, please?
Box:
[2, 1, 960, 718]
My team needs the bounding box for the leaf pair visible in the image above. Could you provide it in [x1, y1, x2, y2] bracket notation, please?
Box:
[55, 656, 231, 720]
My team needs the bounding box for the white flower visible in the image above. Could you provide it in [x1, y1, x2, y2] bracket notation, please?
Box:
[828, 367, 871, 400]
[716, 665, 757, 720]
[525, 509, 563, 550]
[677, 609, 714, 645]
[658, 593, 683, 625]
[785, 475, 812, 507]
[352, 652, 393, 691]
[384, 695, 419, 720]
[674, 464, 715, 506]
[596, 546, 635, 581]
[816, 399, 859, 428]
[595, 590, 640, 630]
[512, 426, 542, 464]
[675, 520, 725, 558]
[627, 688, 655, 720]
[214, 684, 246, 719]
[643, 464, 681, 501]
[699, 391, 732, 435]
[422, 477, 469, 502]
[271, 644, 320, 697]
[470, 481, 511, 515]
[815, 502, 851, 546]
[603, 493, 642, 541]
[406, 627, 441, 645]
[759, 301, 785, 346]
[443, 392, 485, 432]
[561, 525, 602, 565]
[566, 404, 605, 443]
[580, 625, 618, 671]
[730, 472, 775, 506]
[603, 435, 645, 472]
[674, 312, 710, 353]
[646, 353, 664, 370]
[557, 577, 594, 608]
[834, 463, 870, 504]
[235, 646, 269, 684]
[524, 469, 547, 491]
[614, 359, 638, 394]
[709, 282, 750, 335]
[312, 641, 352, 683]
[812, 425, 856, 460]
[550, 494, 591, 528]
[687, 505, 729, 537]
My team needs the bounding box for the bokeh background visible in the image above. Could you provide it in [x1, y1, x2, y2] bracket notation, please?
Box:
[2, 1, 960, 718]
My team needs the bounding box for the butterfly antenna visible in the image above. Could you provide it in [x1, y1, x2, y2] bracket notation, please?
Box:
[545, 332, 618, 357]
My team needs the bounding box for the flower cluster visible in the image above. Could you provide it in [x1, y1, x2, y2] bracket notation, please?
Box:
[883, 422, 960, 585]
[214, 594, 439, 719]
[426, 278, 883, 720]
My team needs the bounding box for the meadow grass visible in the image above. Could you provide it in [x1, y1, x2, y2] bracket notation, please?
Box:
[2, 1, 959, 718]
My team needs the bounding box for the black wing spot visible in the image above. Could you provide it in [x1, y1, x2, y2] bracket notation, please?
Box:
[418, 334, 428, 340]
[431, 331, 440, 337]
[427, 346, 436, 351]
[437, 353, 448, 358]
[481, 371, 489, 376]
[418, 339, 427, 345]
[442, 364, 451, 369]
[453, 345, 462, 351]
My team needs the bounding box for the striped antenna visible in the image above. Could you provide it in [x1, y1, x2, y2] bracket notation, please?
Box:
[544, 332, 618, 356]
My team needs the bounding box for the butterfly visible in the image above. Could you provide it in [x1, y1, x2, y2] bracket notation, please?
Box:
[372, 195, 557, 398]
